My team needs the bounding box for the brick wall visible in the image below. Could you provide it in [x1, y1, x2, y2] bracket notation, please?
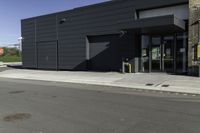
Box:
[188, 0, 200, 75]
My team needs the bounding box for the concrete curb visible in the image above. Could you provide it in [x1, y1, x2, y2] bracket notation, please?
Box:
[0, 62, 22, 67]
[1, 75, 200, 95]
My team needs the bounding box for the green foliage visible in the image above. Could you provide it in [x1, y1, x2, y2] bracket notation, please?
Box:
[0, 47, 21, 62]
[0, 55, 21, 62]
[2, 47, 20, 56]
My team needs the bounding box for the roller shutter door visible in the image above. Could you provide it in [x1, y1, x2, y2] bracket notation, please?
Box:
[88, 35, 121, 71]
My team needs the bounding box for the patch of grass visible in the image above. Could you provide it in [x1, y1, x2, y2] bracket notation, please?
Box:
[0, 55, 21, 62]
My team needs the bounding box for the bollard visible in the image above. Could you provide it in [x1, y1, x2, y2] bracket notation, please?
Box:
[122, 62, 132, 73]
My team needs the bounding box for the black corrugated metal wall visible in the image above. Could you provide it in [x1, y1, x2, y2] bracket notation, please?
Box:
[22, 0, 188, 71]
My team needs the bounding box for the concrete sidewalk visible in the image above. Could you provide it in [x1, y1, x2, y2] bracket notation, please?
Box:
[0, 62, 22, 67]
[0, 68, 200, 94]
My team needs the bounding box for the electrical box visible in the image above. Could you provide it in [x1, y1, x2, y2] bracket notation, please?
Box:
[198, 43, 200, 59]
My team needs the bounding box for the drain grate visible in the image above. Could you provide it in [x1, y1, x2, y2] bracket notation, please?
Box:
[145, 83, 154, 86]
[162, 84, 170, 87]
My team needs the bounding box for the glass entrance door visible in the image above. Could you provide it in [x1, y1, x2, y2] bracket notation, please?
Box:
[140, 34, 187, 73]
[151, 37, 162, 71]
[163, 36, 174, 72]
[150, 35, 174, 72]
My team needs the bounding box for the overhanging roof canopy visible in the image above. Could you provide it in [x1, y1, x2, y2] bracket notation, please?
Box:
[122, 15, 186, 33]
[87, 15, 186, 36]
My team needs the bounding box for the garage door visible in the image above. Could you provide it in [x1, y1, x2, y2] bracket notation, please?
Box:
[37, 41, 57, 69]
[88, 35, 121, 71]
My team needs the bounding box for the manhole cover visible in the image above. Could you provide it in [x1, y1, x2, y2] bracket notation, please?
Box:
[145, 83, 154, 86]
[3, 113, 31, 122]
[162, 85, 170, 87]
[9, 91, 25, 94]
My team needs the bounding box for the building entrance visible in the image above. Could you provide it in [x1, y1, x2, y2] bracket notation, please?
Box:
[151, 36, 174, 72]
[140, 33, 187, 73]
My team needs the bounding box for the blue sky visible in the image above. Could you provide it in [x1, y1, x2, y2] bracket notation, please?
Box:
[0, 0, 110, 45]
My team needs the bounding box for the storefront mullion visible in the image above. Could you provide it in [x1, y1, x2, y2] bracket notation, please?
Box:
[140, 33, 187, 74]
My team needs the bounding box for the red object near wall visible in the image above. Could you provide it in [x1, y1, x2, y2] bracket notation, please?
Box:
[0, 48, 4, 56]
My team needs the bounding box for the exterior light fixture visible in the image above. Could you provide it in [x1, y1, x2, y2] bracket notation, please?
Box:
[60, 18, 67, 24]
[119, 30, 127, 37]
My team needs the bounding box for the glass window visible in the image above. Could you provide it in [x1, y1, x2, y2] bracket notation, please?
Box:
[176, 32, 188, 73]
[163, 36, 174, 72]
[140, 35, 150, 72]
[151, 37, 161, 71]
[152, 37, 161, 45]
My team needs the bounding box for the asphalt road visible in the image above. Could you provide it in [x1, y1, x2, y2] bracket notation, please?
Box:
[0, 78, 199, 133]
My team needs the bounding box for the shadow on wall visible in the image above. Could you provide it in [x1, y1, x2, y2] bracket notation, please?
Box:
[74, 32, 136, 72]
[22, 32, 137, 72]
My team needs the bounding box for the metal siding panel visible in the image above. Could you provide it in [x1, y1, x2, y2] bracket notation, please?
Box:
[36, 15, 57, 42]
[57, 2, 135, 70]
[58, 41, 86, 69]
[37, 41, 57, 69]
[22, 19, 35, 43]
[22, 43, 37, 68]
[22, 19, 37, 68]
[22, 0, 188, 70]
